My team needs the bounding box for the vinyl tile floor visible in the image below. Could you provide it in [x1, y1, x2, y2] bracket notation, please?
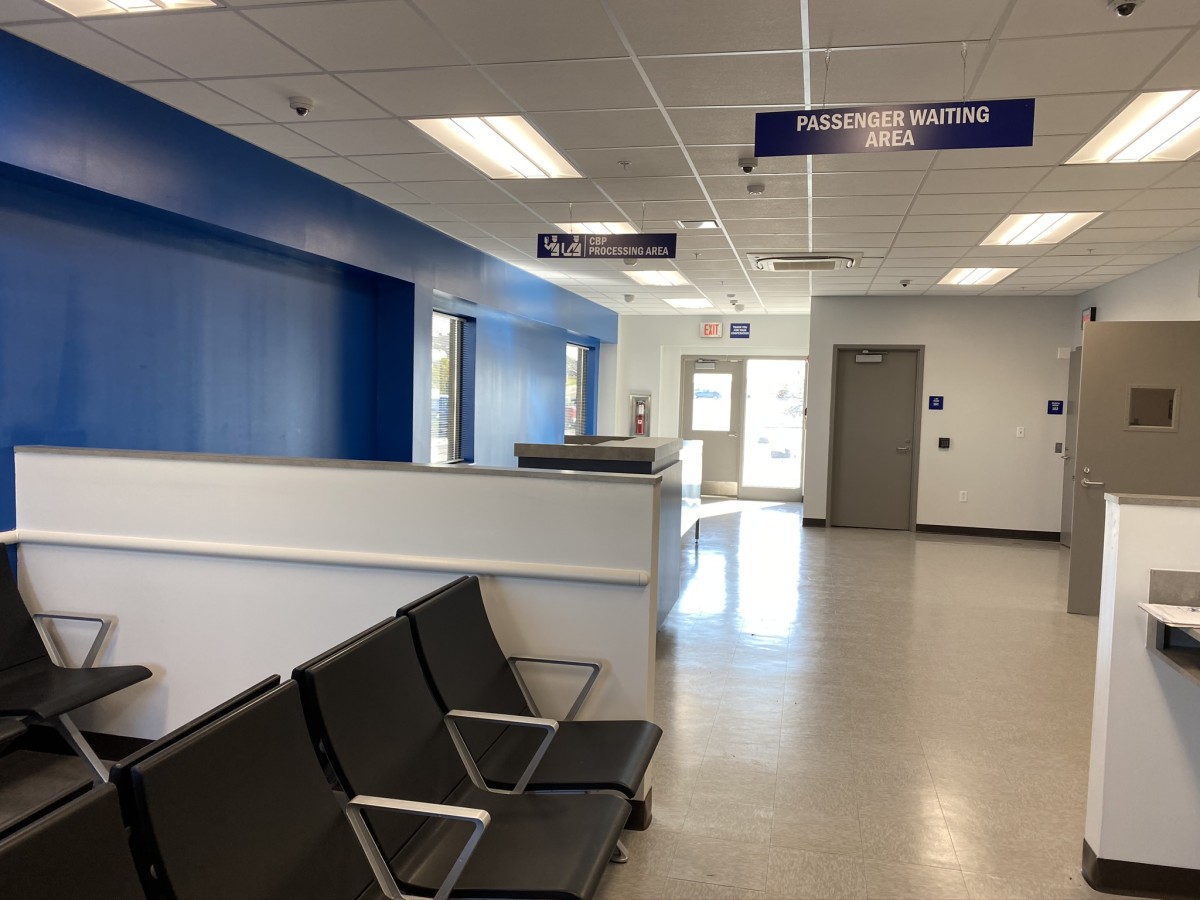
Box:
[598, 500, 1130, 900]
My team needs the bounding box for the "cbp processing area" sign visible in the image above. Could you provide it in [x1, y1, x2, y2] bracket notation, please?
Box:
[755, 99, 1035, 157]
[537, 233, 677, 259]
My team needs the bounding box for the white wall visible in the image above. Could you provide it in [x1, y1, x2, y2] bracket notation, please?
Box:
[1081, 245, 1200, 322]
[805, 295, 1078, 532]
[599, 314, 811, 436]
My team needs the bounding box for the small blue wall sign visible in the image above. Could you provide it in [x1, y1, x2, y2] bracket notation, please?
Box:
[537, 232, 677, 259]
[755, 98, 1035, 157]
[1048, 400, 1064, 415]
[729, 323, 751, 339]
[929, 396, 944, 410]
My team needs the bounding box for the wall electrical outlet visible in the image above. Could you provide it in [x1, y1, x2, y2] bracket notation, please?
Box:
[959, 491, 968, 502]
[1016, 426, 1025, 438]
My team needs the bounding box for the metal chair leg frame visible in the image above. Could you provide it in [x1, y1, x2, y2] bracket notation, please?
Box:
[610, 839, 629, 864]
[52, 713, 110, 783]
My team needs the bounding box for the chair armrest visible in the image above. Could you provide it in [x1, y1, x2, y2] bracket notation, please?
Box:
[444, 709, 558, 794]
[345, 794, 490, 900]
[32, 611, 115, 668]
[508, 656, 601, 720]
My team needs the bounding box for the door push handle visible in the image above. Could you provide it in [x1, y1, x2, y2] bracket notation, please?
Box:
[1081, 478, 1105, 488]
[896, 446, 910, 453]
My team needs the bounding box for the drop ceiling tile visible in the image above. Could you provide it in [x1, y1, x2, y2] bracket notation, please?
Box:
[888, 247, 969, 258]
[1065, 226, 1175, 243]
[413, 0, 623, 63]
[618, 200, 715, 221]
[1148, 29, 1200, 89]
[0, 0, 59, 23]
[527, 202, 627, 223]
[809, 234, 893, 250]
[290, 156, 385, 184]
[1037, 163, 1181, 192]
[809, 0, 1002, 46]
[723, 218, 808, 235]
[499, 180, 608, 203]
[483, 59, 654, 111]
[669, 106, 790, 146]
[921, 167, 1051, 193]
[703, 175, 808, 201]
[200, 74, 389, 122]
[133, 80, 265, 124]
[593, 177, 703, 201]
[1046, 241, 1143, 255]
[339, 68, 516, 119]
[892, 231, 982, 247]
[531, 110, 673, 150]
[244, 1, 463, 71]
[933, 134, 1082, 169]
[688, 146, 805, 177]
[7, 21, 179, 80]
[640, 54, 807, 108]
[677, 234, 736, 250]
[571, 147, 689, 179]
[975, 30, 1188, 96]
[430, 222, 491, 240]
[716, 198, 806, 219]
[1136, 241, 1200, 255]
[735, 235, 814, 250]
[1151, 162, 1200, 189]
[813, 216, 906, 233]
[812, 151, 937, 174]
[350, 153, 476, 183]
[1032, 92, 1128, 137]
[1096, 209, 1198, 228]
[812, 171, 926, 196]
[347, 182, 424, 205]
[908, 193, 1021, 215]
[1013, 190, 1139, 212]
[942, 253, 1041, 266]
[388, 204, 463, 223]
[1168, 227, 1200, 242]
[609, 0, 802, 54]
[811, 196, 914, 216]
[1122, 188, 1200, 210]
[1004, 0, 1200, 37]
[91, 11, 317, 78]
[901, 214, 1002, 232]
[222, 123, 332, 158]
[813, 44, 985, 105]
[288, 119, 436, 156]
[441, 204, 543, 223]
[402, 180, 511, 205]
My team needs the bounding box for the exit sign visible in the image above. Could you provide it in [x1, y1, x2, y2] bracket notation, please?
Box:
[702, 322, 722, 338]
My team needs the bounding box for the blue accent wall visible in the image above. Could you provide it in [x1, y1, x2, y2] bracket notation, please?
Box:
[0, 32, 619, 529]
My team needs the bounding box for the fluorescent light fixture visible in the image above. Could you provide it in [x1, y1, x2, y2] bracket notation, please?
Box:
[663, 298, 712, 309]
[982, 212, 1102, 246]
[554, 222, 636, 235]
[938, 267, 1018, 286]
[677, 220, 719, 229]
[625, 270, 689, 287]
[410, 115, 581, 179]
[1068, 90, 1200, 164]
[44, 0, 216, 15]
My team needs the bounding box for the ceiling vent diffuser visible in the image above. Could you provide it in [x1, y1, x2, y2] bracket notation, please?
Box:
[747, 252, 860, 272]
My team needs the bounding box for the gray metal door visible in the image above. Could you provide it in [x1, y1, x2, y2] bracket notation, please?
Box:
[1059, 348, 1082, 548]
[681, 357, 744, 496]
[830, 348, 921, 530]
[1067, 322, 1200, 615]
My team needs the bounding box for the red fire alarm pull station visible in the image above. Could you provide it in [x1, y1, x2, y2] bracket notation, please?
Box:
[630, 394, 651, 436]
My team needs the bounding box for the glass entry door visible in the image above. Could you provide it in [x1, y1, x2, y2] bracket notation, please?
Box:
[681, 356, 806, 500]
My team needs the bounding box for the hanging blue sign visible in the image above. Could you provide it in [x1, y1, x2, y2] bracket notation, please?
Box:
[730, 323, 751, 339]
[1048, 400, 1064, 415]
[537, 233, 677, 260]
[755, 99, 1035, 157]
[929, 396, 944, 410]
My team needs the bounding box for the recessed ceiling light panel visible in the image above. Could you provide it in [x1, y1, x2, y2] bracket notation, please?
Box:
[625, 270, 689, 287]
[553, 222, 636, 235]
[677, 220, 719, 229]
[410, 115, 581, 179]
[45, 0, 218, 15]
[1067, 90, 1200, 164]
[938, 267, 1018, 286]
[982, 212, 1102, 246]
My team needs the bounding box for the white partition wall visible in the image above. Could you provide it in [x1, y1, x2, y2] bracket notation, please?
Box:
[10, 448, 662, 743]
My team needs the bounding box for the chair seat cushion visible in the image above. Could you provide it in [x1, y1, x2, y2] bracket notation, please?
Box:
[478, 719, 662, 797]
[394, 787, 630, 900]
[0, 660, 151, 720]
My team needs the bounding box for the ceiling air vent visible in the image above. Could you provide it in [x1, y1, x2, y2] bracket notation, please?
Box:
[747, 252, 860, 272]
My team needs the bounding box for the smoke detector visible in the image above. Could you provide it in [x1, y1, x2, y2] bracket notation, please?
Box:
[747, 252, 860, 272]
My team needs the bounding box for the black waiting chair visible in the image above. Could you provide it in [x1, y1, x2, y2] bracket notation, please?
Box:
[295, 616, 631, 900]
[0, 552, 152, 783]
[0, 783, 146, 899]
[402, 576, 661, 801]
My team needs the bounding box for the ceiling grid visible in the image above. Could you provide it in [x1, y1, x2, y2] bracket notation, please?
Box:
[5, 0, 1200, 315]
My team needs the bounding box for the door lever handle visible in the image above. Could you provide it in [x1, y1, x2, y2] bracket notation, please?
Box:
[1081, 478, 1105, 488]
[896, 446, 910, 453]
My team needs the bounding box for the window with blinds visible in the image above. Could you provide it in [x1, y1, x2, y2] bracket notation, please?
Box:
[431, 312, 463, 463]
[565, 344, 589, 436]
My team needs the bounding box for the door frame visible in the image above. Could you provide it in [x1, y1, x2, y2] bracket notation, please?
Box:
[827, 344, 925, 531]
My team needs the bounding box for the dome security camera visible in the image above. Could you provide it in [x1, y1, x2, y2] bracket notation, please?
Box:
[738, 156, 758, 174]
[623, 257, 638, 267]
[1107, 0, 1143, 16]
[289, 96, 314, 117]
[623, 294, 635, 304]
[900, 279, 911, 288]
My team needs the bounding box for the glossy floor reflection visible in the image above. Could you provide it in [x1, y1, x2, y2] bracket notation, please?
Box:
[598, 500, 1121, 900]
